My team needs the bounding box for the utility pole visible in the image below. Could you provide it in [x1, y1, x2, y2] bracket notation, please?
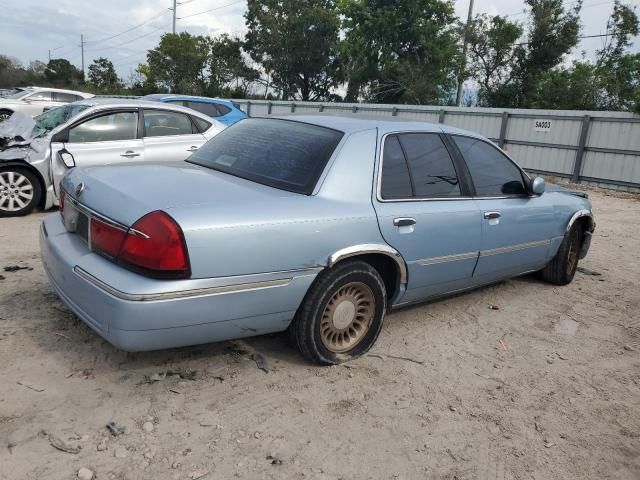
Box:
[455, 0, 474, 106]
[48, 49, 51, 62]
[172, 0, 177, 34]
[80, 34, 85, 80]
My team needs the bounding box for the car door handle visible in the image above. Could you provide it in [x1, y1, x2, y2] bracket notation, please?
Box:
[120, 151, 141, 158]
[393, 217, 416, 227]
[484, 211, 501, 220]
[186, 146, 199, 152]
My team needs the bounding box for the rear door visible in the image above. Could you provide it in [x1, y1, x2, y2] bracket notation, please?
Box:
[373, 132, 482, 304]
[141, 109, 208, 162]
[51, 109, 142, 197]
[449, 135, 554, 283]
[22, 90, 53, 116]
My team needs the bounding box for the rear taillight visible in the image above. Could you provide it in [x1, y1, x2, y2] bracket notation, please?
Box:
[59, 191, 66, 213]
[90, 218, 127, 258]
[90, 210, 190, 279]
[118, 211, 190, 279]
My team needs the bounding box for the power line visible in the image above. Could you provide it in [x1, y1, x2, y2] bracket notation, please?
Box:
[85, 24, 169, 53]
[85, 9, 170, 45]
[177, 0, 245, 20]
[503, 0, 615, 18]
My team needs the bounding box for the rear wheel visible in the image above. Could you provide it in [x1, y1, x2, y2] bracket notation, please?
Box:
[540, 224, 582, 285]
[0, 109, 12, 122]
[0, 167, 42, 217]
[290, 260, 387, 365]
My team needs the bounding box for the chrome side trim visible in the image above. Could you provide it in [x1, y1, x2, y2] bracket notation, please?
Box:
[566, 209, 594, 233]
[73, 266, 293, 302]
[480, 239, 550, 257]
[416, 251, 478, 266]
[328, 244, 408, 285]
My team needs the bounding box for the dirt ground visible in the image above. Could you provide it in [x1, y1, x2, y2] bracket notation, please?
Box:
[1, 187, 639, 480]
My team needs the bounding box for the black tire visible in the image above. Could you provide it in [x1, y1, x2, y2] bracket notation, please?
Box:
[290, 260, 387, 365]
[0, 109, 12, 122]
[540, 224, 582, 285]
[0, 166, 42, 217]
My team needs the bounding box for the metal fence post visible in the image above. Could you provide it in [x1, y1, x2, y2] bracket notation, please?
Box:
[291, 103, 296, 113]
[438, 109, 445, 123]
[319, 104, 324, 112]
[246, 101, 251, 117]
[267, 102, 272, 115]
[498, 111, 509, 148]
[352, 105, 358, 113]
[572, 115, 591, 183]
[392, 107, 398, 116]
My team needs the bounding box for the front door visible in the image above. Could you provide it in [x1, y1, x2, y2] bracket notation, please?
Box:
[141, 109, 208, 162]
[51, 109, 142, 198]
[449, 135, 554, 283]
[373, 132, 482, 304]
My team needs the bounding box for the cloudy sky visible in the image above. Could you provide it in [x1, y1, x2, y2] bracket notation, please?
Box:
[1, 0, 638, 79]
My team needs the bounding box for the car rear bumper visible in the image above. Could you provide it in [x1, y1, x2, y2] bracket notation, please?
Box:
[40, 213, 319, 351]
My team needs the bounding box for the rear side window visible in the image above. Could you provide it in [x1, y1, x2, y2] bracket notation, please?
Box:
[216, 104, 231, 115]
[192, 116, 212, 132]
[380, 135, 412, 199]
[54, 92, 81, 103]
[185, 101, 221, 117]
[143, 110, 194, 137]
[188, 118, 343, 194]
[452, 136, 526, 196]
[27, 91, 52, 101]
[398, 134, 461, 197]
[68, 111, 138, 143]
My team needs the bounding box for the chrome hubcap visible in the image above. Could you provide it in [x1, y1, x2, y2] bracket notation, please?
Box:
[320, 282, 375, 353]
[0, 171, 34, 212]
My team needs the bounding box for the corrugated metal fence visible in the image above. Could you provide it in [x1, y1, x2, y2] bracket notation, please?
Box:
[233, 100, 640, 192]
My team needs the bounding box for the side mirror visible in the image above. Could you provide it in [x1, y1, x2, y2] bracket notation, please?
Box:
[58, 150, 76, 168]
[530, 176, 546, 195]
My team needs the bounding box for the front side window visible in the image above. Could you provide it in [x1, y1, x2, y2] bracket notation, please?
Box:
[27, 91, 52, 101]
[143, 110, 194, 137]
[68, 111, 138, 143]
[452, 135, 526, 196]
[398, 133, 461, 197]
[188, 118, 343, 195]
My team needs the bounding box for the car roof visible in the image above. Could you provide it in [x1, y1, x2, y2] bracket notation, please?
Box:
[272, 114, 486, 139]
[24, 86, 93, 97]
[144, 94, 235, 105]
[72, 98, 217, 120]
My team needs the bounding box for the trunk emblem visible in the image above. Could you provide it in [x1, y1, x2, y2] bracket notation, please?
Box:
[75, 183, 85, 197]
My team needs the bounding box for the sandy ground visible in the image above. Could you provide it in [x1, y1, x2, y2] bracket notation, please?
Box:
[0, 187, 639, 480]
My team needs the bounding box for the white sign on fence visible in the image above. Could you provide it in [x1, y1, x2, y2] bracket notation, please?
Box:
[534, 119, 552, 132]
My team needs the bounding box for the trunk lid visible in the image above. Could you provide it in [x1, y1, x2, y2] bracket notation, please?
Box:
[61, 161, 301, 226]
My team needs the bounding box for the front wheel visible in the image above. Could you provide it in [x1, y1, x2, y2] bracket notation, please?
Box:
[0, 167, 42, 217]
[290, 260, 387, 365]
[540, 224, 582, 285]
[0, 109, 12, 122]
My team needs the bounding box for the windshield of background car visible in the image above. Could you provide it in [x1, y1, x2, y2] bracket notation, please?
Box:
[33, 104, 90, 136]
[5, 88, 29, 99]
[187, 118, 344, 194]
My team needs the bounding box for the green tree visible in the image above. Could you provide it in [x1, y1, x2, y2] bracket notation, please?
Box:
[87, 57, 121, 93]
[147, 32, 209, 94]
[339, 0, 460, 104]
[208, 34, 259, 96]
[0, 55, 27, 88]
[467, 15, 523, 107]
[244, 0, 342, 101]
[528, 60, 599, 110]
[44, 58, 84, 86]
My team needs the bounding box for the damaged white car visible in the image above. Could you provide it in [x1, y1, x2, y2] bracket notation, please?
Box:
[0, 98, 225, 216]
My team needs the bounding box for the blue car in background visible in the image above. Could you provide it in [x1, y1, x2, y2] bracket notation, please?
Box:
[144, 94, 247, 126]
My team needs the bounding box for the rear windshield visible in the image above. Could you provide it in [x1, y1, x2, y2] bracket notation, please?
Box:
[187, 118, 343, 194]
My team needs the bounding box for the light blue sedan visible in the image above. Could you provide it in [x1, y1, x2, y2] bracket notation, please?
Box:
[143, 94, 247, 126]
[40, 116, 595, 364]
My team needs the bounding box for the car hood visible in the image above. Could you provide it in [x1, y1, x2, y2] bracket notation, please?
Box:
[62, 161, 303, 226]
[0, 111, 37, 149]
[544, 182, 589, 199]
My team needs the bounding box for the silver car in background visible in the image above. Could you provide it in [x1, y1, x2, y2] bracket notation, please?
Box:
[0, 99, 226, 216]
[0, 87, 93, 121]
